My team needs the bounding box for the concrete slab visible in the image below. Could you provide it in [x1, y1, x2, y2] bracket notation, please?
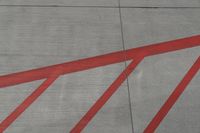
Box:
[120, 0, 200, 7]
[127, 48, 200, 133]
[0, 80, 43, 123]
[121, 8, 200, 48]
[122, 8, 200, 133]
[0, 0, 118, 6]
[157, 69, 200, 133]
[2, 63, 132, 133]
[0, 7, 122, 75]
[0, 2, 199, 133]
[0, 7, 133, 133]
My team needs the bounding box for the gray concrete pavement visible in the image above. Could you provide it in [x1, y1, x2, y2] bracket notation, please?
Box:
[0, 7, 122, 75]
[3, 63, 132, 133]
[0, 0, 118, 6]
[125, 49, 200, 133]
[122, 8, 200, 133]
[121, 8, 200, 48]
[0, 1, 199, 133]
[0, 0, 200, 7]
[120, 0, 200, 7]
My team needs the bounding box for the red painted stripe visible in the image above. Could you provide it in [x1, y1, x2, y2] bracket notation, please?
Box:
[0, 70, 60, 132]
[70, 54, 144, 133]
[0, 35, 200, 88]
[144, 56, 200, 133]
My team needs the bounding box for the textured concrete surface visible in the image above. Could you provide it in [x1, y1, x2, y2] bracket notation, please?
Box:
[121, 8, 200, 48]
[120, 0, 200, 7]
[0, 7, 122, 75]
[122, 8, 200, 133]
[0, 0, 118, 6]
[2, 63, 132, 133]
[126, 49, 200, 133]
[0, 1, 200, 133]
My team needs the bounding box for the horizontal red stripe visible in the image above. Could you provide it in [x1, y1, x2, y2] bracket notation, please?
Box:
[0, 35, 200, 88]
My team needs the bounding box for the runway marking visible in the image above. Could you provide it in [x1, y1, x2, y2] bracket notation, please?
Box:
[0, 35, 199, 132]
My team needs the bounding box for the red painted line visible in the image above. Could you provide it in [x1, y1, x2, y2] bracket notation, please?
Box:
[70, 54, 145, 133]
[144, 56, 200, 133]
[0, 35, 200, 88]
[0, 35, 199, 133]
[0, 70, 61, 132]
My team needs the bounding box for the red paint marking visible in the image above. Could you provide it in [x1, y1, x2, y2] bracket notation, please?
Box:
[0, 70, 61, 132]
[70, 54, 144, 133]
[0, 35, 200, 88]
[0, 35, 199, 132]
[144, 56, 200, 133]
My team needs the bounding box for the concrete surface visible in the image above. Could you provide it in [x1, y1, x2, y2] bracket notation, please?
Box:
[120, 0, 200, 7]
[0, 0, 118, 6]
[122, 8, 200, 133]
[0, 1, 199, 133]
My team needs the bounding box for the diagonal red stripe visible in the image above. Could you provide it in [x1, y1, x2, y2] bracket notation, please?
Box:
[70, 54, 145, 133]
[0, 69, 61, 132]
[0, 35, 200, 88]
[144, 56, 200, 133]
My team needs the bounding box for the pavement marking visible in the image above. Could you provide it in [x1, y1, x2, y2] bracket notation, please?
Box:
[0, 35, 199, 132]
[70, 54, 145, 133]
[0, 69, 61, 132]
[0, 34, 200, 88]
